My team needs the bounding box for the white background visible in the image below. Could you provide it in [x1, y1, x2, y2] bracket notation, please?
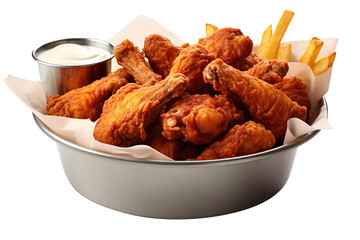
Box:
[1, 0, 359, 239]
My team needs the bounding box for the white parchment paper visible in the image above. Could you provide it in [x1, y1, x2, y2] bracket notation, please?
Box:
[4, 15, 337, 160]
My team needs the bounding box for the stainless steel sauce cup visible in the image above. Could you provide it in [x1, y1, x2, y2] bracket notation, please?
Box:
[32, 38, 114, 98]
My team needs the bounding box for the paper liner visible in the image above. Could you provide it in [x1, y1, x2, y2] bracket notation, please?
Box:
[4, 15, 337, 161]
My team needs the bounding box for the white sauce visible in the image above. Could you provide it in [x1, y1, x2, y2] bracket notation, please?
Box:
[37, 43, 112, 66]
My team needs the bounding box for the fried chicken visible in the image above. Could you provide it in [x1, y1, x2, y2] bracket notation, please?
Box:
[274, 76, 311, 111]
[113, 39, 162, 85]
[93, 73, 189, 147]
[143, 34, 189, 78]
[238, 52, 264, 71]
[169, 44, 215, 94]
[161, 94, 243, 145]
[192, 121, 276, 160]
[245, 59, 289, 84]
[199, 27, 253, 69]
[46, 67, 130, 121]
[203, 59, 307, 142]
[144, 123, 202, 160]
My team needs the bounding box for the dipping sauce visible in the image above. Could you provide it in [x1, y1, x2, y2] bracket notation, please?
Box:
[37, 43, 112, 66]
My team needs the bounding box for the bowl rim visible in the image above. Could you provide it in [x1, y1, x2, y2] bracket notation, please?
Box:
[32, 37, 114, 68]
[34, 97, 326, 166]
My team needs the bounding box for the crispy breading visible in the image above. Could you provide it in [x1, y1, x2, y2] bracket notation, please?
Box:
[274, 75, 311, 111]
[199, 27, 253, 69]
[46, 68, 130, 121]
[144, 123, 202, 160]
[203, 59, 307, 142]
[143, 34, 189, 78]
[93, 73, 189, 147]
[161, 94, 243, 145]
[193, 121, 275, 160]
[245, 59, 289, 84]
[169, 44, 215, 94]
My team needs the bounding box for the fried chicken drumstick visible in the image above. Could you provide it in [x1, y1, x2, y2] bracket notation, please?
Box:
[93, 73, 189, 147]
[203, 59, 307, 142]
[161, 94, 243, 145]
[192, 121, 276, 160]
[114, 39, 162, 85]
[46, 67, 130, 121]
[143, 34, 189, 78]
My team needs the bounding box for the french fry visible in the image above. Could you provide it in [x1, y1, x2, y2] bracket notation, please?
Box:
[299, 37, 324, 67]
[277, 44, 291, 61]
[206, 23, 219, 37]
[258, 25, 272, 58]
[265, 10, 294, 59]
[311, 52, 336, 76]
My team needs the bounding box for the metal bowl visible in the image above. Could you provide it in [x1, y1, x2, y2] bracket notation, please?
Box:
[32, 38, 114, 98]
[33, 99, 325, 219]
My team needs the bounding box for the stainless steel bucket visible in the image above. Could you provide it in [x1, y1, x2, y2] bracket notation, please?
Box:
[34, 95, 324, 219]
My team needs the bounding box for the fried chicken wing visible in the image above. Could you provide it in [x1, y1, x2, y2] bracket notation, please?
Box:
[114, 39, 162, 85]
[144, 123, 202, 160]
[143, 34, 189, 78]
[199, 27, 253, 69]
[245, 59, 289, 84]
[169, 44, 215, 94]
[161, 94, 243, 145]
[192, 121, 276, 160]
[203, 59, 307, 141]
[274, 76, 311, 111]
[46, 68, 130, 121]
[93, 73, 189, 147]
